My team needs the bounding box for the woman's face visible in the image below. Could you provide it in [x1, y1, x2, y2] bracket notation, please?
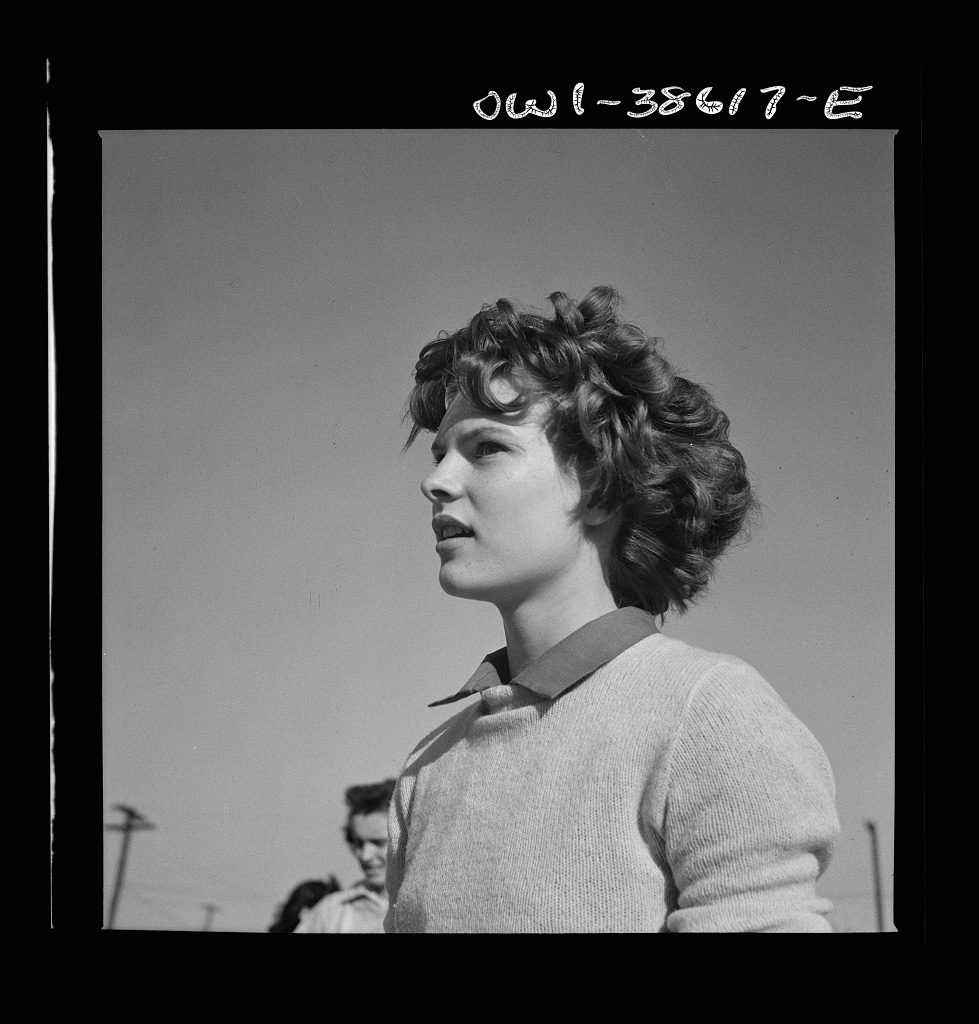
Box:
[420, 380, 592, 613]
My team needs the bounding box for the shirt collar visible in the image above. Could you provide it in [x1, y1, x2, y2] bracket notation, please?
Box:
[428, 607, 660, 707]
[347, 882, 389, 907]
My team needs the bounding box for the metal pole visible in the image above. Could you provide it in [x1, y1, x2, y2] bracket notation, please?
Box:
[106, 822, 133, 930]
[864, 819, 885, 933]
[105, 805, 155, 930]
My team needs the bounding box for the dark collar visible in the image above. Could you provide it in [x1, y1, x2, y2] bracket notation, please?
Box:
[428, 607, 660, 707]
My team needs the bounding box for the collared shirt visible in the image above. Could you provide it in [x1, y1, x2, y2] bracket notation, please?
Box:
[292, 882, 388, 934]
[428, 606, 660, 708]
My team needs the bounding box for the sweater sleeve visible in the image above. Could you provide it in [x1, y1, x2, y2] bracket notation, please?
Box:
[660, 661, 840, 933]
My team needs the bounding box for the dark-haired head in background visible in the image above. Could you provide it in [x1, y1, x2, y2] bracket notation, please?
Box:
[268, 876, 341, 933]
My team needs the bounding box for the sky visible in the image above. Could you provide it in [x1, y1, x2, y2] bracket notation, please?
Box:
[100, 128, 896, 932]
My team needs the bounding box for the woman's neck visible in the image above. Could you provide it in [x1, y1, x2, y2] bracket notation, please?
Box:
[500, 583, 619, 679]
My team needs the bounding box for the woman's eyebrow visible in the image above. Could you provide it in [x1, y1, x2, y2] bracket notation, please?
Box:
[431, 423, 518, 455]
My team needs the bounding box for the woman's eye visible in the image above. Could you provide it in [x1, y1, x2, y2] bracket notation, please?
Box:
[475, 442, 504, 458]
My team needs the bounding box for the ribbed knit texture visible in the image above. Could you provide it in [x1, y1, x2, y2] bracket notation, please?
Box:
[385, 633, 839, 933]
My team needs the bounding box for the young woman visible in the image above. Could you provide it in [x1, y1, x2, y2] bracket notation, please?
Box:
[385, 287, 839, 933]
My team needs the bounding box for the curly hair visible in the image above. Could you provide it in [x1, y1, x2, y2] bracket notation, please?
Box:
[342, 778, 396, 842]
[404, 286, 757, 618]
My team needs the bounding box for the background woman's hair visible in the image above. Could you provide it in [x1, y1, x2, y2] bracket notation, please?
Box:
[268, 876, 341, 933]
[404, 285, 758, 618]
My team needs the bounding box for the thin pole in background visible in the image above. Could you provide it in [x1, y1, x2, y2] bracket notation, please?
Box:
[864, 819, 886, 933]
[105, 804, 155, 930]
[201, 903, 220, 931]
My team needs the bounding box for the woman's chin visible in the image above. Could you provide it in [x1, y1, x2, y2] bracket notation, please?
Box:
[438, 568, 496, 603]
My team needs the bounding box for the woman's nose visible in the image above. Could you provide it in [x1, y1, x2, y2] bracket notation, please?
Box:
[421, 456, 463, 504]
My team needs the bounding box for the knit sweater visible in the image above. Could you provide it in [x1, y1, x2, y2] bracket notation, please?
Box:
[385, 627, 839, 933]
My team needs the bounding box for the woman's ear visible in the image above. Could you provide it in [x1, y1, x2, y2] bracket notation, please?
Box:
[581, 500, 620, 529]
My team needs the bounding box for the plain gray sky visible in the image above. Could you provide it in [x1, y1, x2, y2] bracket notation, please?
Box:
[101, 128, 895, 932]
